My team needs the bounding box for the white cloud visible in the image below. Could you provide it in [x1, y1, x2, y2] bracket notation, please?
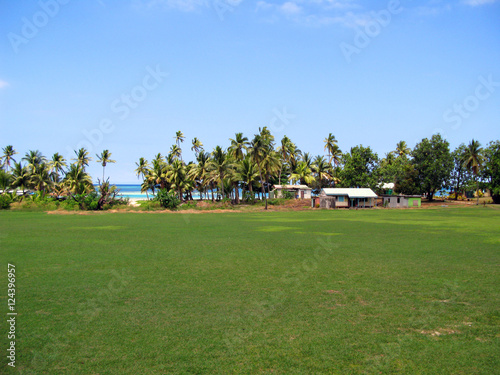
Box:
[0, 80, 9, 89]
[462, 0, 497, 6]
[280, 1, 302, 15]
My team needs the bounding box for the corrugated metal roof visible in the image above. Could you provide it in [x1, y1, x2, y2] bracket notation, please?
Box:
[321, 188, 378, 198]
[274, 185, 311, 189]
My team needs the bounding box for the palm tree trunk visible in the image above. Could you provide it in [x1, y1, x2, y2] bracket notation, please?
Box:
[256, 163, 267, 210]
[476, 178, 479, 205]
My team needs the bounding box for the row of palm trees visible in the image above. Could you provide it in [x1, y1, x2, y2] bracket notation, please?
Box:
[132, 128, 346, 209]
[0, 147, 115, 197]
[1, 132, 488, 207]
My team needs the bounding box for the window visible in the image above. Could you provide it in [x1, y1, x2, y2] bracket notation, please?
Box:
[397, 197, 400, 204]
[338, 196, 344, 202]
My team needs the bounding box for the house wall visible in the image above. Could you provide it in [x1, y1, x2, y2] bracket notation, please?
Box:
[407, 198, 421, 207]
[384, 196, 421, 208]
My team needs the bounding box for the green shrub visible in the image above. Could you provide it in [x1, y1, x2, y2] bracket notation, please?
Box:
[281, 190, 294, 200]
[179, 201, 198, 210]
[268, 198, 287, 206]
[154, 189, 180, 210]
[0, 194, 12, 209]
[243, 191, 256, 204]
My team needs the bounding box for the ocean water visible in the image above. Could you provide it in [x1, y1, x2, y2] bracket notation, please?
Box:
[104, 185, 265, 200]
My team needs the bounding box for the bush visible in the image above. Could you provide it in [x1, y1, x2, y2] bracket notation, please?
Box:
[268, 198, 287, 206]
[281, 190, 295, 200]
[243, 191, 256, 204]
[0, 194, 12, 209]
[154, 189, 180, 210]
[179, 201, 198, 210]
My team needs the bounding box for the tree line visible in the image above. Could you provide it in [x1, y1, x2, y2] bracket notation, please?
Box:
[1, 129, 499, 209]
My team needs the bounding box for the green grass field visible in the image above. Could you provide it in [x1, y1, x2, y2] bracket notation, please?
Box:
[1, 207, 499, 374]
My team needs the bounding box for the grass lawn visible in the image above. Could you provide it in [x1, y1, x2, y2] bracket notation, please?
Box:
[1, 206, 499, 374]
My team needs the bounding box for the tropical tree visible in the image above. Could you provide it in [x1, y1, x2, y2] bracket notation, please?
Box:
[188, 151, 211, 200]
[312, 155, 333, 189]
[191, 137, 203, 157]
[463, 139, 484, 204]
[262, 150, 280, 200]
[209, 146, 231, 200]
[324, 133, 338, 165]
[277, 136, 294, 185]
[482, 140, 500, 204]
[31, 162, 52, 195]
[249, 127, 274, 210]
[135, 157, 150, 199]
[237, 155, 260, 198]
[228, 133, 249, 162]
[10, 162, 30, 195]
[411, 134, 453, 201]
[23, 150, 45, 173]
[449, 144, 473, 199]
[291, 160, 315, 186]
[63, 164, 93, 195]
[175, 131, 185, 147]
[174, 131, 185, 160]
[1, 145, 17, 172]
[73, 148, 92, 171]
[167, 159, 187, 201]
[49, 153, 67, 183]
[169, 145, 182, 161]
[96, 150, 116, 183]
[338, 145, 379, 189]
[393, 141, 410, 159]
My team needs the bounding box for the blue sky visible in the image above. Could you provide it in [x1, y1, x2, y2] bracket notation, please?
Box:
[1, 0, 499, 183]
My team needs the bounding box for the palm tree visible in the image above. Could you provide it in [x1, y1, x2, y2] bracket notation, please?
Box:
[302, 152, 313, 169]
[1, 145, 17, 172]
[49, 153, 67, 183]
[249, 128, 274, 210]
[463, 139, 484, 204]
[31, 163, 52, 196]
[262, 150, 280, 199]
[63, 164, 93, 195]
[174, 131, 185, 161]
[96, 150, 116, 183]
[175, 131, 185, 147]
[324, 133, 338, 165]
[135, 157, 150, 199]
[228, 133, 249, 162]
[393, 141, 410, 158]
[329, 143, 342, 167]
[10, 162, 30, 195]
[23, 150, 45, 173]
[188, 151, 211, 200]
[191, 137, 204, 157]
[209, 146, 231, 200]
[167, 159, 187, 201]
[237, 155, 260, 198]
[277, 136, 295, 185]
[169, 145, 182, 161]
[291, 160, 315, 186]
[73, 148, 92, 171]
[312, 155, 332, 188]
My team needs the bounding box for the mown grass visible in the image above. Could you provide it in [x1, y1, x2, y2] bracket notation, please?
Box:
[0, 206, 499, 374]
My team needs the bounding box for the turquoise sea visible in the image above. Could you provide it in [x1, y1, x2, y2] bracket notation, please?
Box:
[106, 185, 266, 200]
